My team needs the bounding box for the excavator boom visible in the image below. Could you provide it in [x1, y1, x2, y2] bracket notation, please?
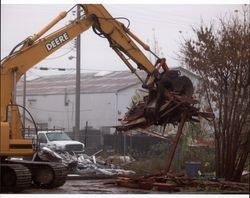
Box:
[0, 4, 213, 193]
[1, 4, 158, 125]
[0, 4, 161, 192]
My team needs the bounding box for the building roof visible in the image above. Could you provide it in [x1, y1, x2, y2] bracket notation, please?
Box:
[17, 70, 143, 96]
[17, 67, 199, 96]
[174, 66, 200, 80]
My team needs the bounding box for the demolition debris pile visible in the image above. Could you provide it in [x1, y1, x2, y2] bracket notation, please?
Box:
[115, 91, 214, 132]
[75, 154, 135, 177]
[116, 173, 250, 193]
[37, 147, 135, 178]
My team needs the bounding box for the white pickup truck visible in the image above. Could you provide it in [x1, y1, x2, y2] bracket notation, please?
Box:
[37, 130, 85, 154]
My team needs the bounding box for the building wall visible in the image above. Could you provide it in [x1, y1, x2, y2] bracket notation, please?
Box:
[16, 85, 140, 133]
[16, 69, 201, 134]
[117, 84, 141, 123]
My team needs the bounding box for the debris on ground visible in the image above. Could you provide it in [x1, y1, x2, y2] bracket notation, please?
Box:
[241, 171, 250, 183]
[105, 155, 135, 166]
[75, 153, 135, 177]
[114, 92, 214, 176]
[115, 173, 250, 193]
[37, 147, 135, 177]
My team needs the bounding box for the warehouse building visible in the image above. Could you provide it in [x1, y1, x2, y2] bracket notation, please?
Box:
[16, 68, 199, 134]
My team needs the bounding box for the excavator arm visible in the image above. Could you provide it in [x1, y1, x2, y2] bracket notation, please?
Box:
[1, 4, 163, 154]
[81, 5, 155, 73]
[1, 4, 159, 121]
[0, 5, 214, 192]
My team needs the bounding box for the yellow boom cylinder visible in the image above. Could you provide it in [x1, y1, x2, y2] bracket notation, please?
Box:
[30, 11, 68, 43]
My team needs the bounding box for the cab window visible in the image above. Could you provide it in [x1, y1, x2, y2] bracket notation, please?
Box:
[38, 133, 47, 143]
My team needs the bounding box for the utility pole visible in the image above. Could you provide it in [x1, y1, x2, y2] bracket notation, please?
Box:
[75, 5, 81, 141]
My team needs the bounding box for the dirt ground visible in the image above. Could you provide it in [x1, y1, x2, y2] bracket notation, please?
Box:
[4, 177, 248, 194]
[19, 178, 165, 194]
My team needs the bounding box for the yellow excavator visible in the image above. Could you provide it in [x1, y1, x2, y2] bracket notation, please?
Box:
[1, 4, 195, 192]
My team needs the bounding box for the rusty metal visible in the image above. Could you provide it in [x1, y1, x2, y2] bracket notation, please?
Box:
[114, 90, 214, 173]
[115, 91, 214, 131]
[165, 112, 186, 173]
[112, 74, 247, 192]
[136, 128, 168, 140]
[115, 173, 249, 192]
[114, 75, 215, 187]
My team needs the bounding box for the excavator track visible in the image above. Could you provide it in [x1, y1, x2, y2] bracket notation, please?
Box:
[8, 160, 67, 189]
[0, 164, 32, 192]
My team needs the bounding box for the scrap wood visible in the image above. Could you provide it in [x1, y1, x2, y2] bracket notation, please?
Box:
[115, 174, 249, 192]
[152, 182, 179, 192]
[137, 182, 153, 190]
[116, 180, 140, 189]
[183, 179, 250, 192]
[115, 91, 214, 132]
[166, 175, 249, 191]
[116, 175, 179, 192]
[136, 128, 168, 140]
[220, 181, 249, 191]
[168, 176, 193, 186]
[124, 102, 145, 122]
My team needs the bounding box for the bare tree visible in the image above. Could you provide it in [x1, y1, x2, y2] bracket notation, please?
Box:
[179, 5, 250, 181]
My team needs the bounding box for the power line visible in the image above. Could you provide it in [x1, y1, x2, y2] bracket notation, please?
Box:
[44, 48, 75, 61]
[27, 70, 43, 78]
[34, 67, 130, 72]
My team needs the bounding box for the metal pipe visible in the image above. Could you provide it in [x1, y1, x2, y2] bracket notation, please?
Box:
[29, 11, 67, 43]
[112, 48, 145, 84]
[165, 112, 187, 173]
[127, 29, 160, 60]
[12, 70, 17, 103]
[126, 29, 150, 51]
[22, 73, 26, 129]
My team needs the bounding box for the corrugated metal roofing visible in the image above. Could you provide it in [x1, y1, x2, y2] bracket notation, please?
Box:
[17, 70, 144, 96]
[16, 67, 197, 96]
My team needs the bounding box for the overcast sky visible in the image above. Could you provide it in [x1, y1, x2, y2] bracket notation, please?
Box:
[1, 3, 244, 79]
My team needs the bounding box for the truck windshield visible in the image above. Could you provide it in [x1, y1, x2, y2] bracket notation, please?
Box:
[46, 132, 72, 141]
